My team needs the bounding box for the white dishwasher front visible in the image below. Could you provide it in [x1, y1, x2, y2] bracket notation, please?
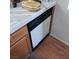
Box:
[31, 16, 51, 48]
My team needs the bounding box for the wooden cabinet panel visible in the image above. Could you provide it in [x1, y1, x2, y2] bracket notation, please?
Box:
[10, 36, 30, 59]
[10, 26, 28, 46]
[26, 34, 32, 53]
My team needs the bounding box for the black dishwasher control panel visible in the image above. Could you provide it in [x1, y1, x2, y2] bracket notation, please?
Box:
[27, 7, 53, 31]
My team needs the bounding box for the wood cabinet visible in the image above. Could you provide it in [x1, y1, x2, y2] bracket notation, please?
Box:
[10, 26, 31, 59]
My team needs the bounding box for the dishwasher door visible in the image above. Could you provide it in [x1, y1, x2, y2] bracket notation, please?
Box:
[27, 7, 53, 50]
[30, 16, 51, 48]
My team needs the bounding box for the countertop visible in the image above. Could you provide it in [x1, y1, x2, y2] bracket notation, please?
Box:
[10, 1, 56, 34]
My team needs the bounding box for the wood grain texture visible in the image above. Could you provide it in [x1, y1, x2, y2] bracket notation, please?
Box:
[10, 25, 32, 59]
[10, 36, 30, 59]
[35, 36, 69, 59]
[10, 26, 28, 46]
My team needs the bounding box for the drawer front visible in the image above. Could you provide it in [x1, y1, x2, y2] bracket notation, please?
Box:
[10, 26, 28, 46]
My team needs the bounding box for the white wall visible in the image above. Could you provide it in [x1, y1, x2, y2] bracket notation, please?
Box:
[50, 0, 69, 45]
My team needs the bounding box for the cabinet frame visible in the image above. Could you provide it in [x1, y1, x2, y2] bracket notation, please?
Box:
[10, 26, 32, 59]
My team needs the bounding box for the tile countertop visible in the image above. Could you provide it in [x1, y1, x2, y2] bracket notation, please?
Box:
[10, 1, 56, 34]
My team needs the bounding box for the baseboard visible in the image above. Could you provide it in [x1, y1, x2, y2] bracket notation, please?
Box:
[50, 34, 69, 46]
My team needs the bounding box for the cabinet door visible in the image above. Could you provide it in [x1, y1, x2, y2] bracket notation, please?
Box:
[10, 36, 30, 59]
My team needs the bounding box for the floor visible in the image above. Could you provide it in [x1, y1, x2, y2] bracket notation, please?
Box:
[34, 36, 69, 59]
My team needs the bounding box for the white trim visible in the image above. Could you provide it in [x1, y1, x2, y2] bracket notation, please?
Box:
[50, 34, 69, 46]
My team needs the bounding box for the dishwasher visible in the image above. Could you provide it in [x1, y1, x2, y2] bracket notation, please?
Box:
[27, 8, 52, 50]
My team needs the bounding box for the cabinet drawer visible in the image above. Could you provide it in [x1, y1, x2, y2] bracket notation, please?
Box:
[10, 36, 30, 59]
[10, 26, 28, 46]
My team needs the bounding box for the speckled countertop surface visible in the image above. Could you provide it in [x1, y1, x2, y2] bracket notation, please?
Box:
[10, 1, 56, 34]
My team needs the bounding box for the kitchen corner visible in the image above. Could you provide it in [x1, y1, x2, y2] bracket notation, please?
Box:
[10, 0, 56, 59]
